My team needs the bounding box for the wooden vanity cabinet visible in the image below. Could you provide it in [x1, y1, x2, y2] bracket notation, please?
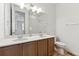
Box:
[0, 37, 54, 56]
[37, 38, 54, 56]
[37, 39, 48, 56]
[47, 38, 54, 56]
[22, 38, 54, 56]
[23, 41, 37, 56]
[0, 44, 23, 56]
[0, 48, 4, 56]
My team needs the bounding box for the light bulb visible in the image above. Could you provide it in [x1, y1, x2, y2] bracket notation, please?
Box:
[13, 3, 25, 9]
[25, 4, 32, 10]
[31, 5, 38, 12]
[37, 8, 42, 14]
[20, 3, 24, 9]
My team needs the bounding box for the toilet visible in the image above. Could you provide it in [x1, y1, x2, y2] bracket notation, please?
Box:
[55, 41, 66, 55]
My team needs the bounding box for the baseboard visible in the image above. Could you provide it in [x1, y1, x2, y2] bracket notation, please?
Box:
[54, 45, 79, 56]
[64, 47, 79, 56]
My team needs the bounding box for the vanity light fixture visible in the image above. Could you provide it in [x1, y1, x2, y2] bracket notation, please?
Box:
[22, 3, 45, 14]
[31, 5, 38, 13]
[15, 3, 45, 14]
[36, 8, 42, 14]
[20, 3, 24, 9]
[24, 4, 33, 10]
[14, 3, 25, 9]
[31, 5, 45, 14]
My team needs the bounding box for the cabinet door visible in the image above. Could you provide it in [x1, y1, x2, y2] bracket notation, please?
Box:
[3, 44, 23, 56]
[23, 41, 37, 56]
[37, 39, 48, 56]
[47, 38, 54, 56]
[0, 48, 4, 56]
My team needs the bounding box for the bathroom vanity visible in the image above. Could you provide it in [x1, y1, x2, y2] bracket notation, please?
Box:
[0, 35, 55, 56]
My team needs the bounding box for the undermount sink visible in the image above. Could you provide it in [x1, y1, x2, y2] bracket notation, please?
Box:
[12, 36, 28, 41]
[13, 38, 28, 41]
[12, 34, 50, 42]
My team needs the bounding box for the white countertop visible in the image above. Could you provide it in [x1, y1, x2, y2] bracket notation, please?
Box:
[0, 34, 55, 47]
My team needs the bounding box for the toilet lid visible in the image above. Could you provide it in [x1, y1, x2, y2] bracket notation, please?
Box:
[55, 42, 66, 46]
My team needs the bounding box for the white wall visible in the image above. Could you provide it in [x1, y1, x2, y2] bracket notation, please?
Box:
[0, 3, 5, 38]
[5, 3, 10, 36]
[56, 3, 79, 54]
[31, 3, 56, 35]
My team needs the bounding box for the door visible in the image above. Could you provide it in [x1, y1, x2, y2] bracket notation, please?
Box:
[37, 39, 48, 56]
[23, 41, 37, 56]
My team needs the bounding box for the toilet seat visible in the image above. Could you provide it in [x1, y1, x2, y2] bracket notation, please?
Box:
[55, 41, 66, 48]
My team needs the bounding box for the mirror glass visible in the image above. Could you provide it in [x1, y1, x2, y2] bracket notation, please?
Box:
[11, 4, 26, 35]
[4, 3, 45, 36]
[14, 11, 25, 35]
